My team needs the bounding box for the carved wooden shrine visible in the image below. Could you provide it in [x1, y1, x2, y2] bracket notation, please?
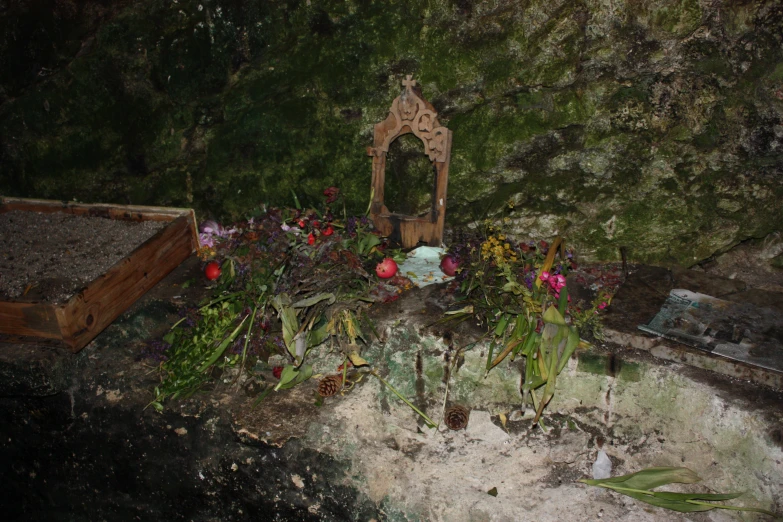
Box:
[367, 75, 452, 248]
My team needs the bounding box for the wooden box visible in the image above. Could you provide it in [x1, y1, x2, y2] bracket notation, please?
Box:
[0, 197, 200, 353]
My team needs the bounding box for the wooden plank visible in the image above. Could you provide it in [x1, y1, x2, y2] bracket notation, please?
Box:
[57, 216, 195, 352]
[0, 197, 192, 222]
[0, 302, 61, 339]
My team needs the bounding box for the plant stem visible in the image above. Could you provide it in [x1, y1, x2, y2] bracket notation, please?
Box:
[372, 370, 437, 428]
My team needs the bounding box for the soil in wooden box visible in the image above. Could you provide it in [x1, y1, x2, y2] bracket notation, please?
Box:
[0, 211, 167, 304]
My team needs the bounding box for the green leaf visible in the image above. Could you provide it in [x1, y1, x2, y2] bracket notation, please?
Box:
[556, 327, 580, 373]
[603, 488, 716, 513]
[271, 294, 300, 357]
[252, 385, 275, 408]
[274, 364, 313, 391]
[293, 292, 336, 308]
[291, 189, 302, 210]
[542, 305, 567, 326]
[486, 340, 496, 372]
[581, 467, 702, 490]
[196, 315, 248, 372]
[557, 285, 569, 316]
[653, 492, 743, 502]
[307, 321, 330, 348]
[494, 314, 510, 337]
[502, 281, 529, 296]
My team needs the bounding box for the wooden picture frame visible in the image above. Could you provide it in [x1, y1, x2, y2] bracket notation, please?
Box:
[367, 75, 453, 248]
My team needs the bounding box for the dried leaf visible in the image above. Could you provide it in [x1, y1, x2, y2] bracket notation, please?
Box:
[347, 351, 370, 367]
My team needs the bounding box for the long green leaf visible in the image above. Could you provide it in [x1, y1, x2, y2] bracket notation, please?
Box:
[557, 285, 569, 316]
[654, 491, 743, 502]
[603, 486, 715, 513]
[580, 467, 702, 490]
[293, 292, 336, 308]
[494, 314, 510, 336]
[271, 294, 300, 356]
[557, 327, 581, 373]
[307, 321, 330, 348]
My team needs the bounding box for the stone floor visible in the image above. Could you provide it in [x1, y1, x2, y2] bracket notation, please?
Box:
[1, 255, 782, 521]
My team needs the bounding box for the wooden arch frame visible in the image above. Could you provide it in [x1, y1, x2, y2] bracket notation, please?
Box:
[367, 75, 452, 248]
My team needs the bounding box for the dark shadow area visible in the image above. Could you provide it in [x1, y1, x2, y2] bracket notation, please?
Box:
[383, 133, 435, 217]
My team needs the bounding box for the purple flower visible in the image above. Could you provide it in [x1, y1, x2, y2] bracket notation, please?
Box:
[140, 339, 171, 362]
[345, 216, 358, 236]
[199, 233, 215, 248]
[199, 219, 223, 235]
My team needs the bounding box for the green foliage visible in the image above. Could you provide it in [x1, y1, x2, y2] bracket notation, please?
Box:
[148, 204, 384, 411]
[445, 227, 595, 424]
[581, 467, 781, 518]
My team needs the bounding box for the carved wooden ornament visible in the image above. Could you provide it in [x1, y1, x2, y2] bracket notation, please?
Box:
[367, 75, 453, 248]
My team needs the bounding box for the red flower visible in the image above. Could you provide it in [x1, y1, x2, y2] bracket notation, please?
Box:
[272, 366, 283, 379]
[323, 225, 334, 236]
[307, 233, 315, 245]
[298, 220, 306, 228]
[312, 220, 321, 229]
[323, 186, 340, 204]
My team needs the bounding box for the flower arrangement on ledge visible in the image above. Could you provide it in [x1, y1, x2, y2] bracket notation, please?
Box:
[146, 187, 409, 411]
[144, 189, 612, 428]
[443, 221, 611, 425]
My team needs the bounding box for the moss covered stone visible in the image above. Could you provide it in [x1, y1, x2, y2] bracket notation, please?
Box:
[1, 0, 781, 266]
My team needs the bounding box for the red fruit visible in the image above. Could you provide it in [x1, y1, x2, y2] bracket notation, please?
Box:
[204, 261, 221, 281]
[440, 255, 459, 276]
[323, 225, 334, 236]
[307, 233, 315, 245]
[375, 258, 398, 279]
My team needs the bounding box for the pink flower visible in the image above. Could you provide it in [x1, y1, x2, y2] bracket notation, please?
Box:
[598, 302, 607, 310]
[550, 274, 566, 291]
[539, 271, 551, 282]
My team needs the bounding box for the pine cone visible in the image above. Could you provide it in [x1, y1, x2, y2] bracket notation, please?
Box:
[444, 404, 470, 430]
[317, 374, 343, 397]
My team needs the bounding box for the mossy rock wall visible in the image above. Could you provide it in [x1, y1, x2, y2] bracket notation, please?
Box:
[1, 0, 782, 265]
